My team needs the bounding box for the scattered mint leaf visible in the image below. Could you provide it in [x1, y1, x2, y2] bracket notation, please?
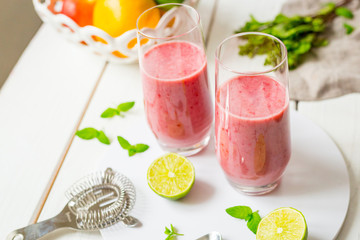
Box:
[101, 101, 135, 118]
[101, 108, 119, 118]
[76, 128, 110, 145]
[164, 224, 184, 240]
[247, 211, 261, 234]
[134, 144, 149, 153]
[344, 23, 355, 34]
[76, 128, 99, 140]
[97, 131, 110, 145]
[226, 205, 262, 235]
[117, 136, 149, 157]
[117, 102, 135, 112]
[335, 7, 354, 19]
[226, 206, 253, 220]
[117, 136, 131, 149]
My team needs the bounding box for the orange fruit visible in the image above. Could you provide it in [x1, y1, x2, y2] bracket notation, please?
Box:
[93, 0, 160, 38]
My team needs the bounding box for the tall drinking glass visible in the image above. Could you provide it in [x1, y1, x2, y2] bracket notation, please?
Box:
[137, 4, 213, 156]
[215, 32, 291, 195]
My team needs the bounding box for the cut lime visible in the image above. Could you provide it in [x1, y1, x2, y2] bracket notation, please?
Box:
[256, 207, 308, 240]
[147, 153, 195, 200]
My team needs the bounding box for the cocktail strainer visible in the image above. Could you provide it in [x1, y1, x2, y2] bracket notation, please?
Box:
[7, 168, 139, 240]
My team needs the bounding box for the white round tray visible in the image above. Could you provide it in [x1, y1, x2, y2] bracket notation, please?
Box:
[98, 110, 350, 239]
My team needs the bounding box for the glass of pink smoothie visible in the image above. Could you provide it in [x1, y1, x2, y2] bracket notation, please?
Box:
[215, 32, 291, 195]
[136, 4, 213, 156]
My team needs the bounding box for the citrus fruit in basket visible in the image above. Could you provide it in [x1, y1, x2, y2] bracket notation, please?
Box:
[93, 0, 160, 38]
[256, 207, 308, 240]
[47, 0, 96, 27]
[61, 0, 96, 27]
[147, 153, 195, 200]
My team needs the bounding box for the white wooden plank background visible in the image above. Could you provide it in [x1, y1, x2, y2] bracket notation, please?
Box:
[0, 24, 106, 239]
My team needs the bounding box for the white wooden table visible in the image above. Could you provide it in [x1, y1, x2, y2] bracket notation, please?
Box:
[0, 0, 359, 239]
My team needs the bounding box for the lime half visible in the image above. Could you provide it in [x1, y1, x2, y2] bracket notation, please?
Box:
[256, 207, 308, 240]
[147, 153, 195, 200]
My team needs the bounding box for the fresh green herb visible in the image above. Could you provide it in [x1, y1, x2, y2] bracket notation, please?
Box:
[234, 1, 354, 70]
[76, 128, 110, 145]
[344, 23, 355, 34]
[97, 130, 111, 145]
[335, 7, 354, 19]
[226, 206, 262, 234]
[117, 136, 149, 156]
[164, 224, 184, 240]
[101, 101, 135, 118]
[155, 0, 184, 5]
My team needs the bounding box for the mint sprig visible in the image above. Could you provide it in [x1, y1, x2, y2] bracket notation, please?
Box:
[164, 224, 184, 240]
[101, 101, 135, 118]
[76, 128, 110, 145]
[117, 136, 149, 156]
[226, 206, 261, 234]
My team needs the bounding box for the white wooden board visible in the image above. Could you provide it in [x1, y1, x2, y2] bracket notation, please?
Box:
[0, 23, 106, 239]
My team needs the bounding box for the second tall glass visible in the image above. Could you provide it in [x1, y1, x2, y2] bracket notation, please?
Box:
[137, 4, 213, 156]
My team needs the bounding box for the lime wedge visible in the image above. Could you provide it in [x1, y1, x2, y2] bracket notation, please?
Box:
[147, 153, 195, 200]
[256, 207, 308, 240]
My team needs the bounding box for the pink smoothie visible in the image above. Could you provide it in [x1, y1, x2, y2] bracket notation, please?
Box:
[141, 41, 213, 148]
[215, 75, 291, 187]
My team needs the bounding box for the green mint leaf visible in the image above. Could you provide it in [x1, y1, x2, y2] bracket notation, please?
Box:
[164, 224, 183, 239]
[247, 211, 261, 234]
[335, 7, 354, 19]
[118, 101, 135, 112]
[128, 148, 137, 156]
[344, 23, 355, 34]
[76, 128, 99, 140]
[101, 108, 119, 118]
[164, 227, 171, 235]
[226, 206, 253, 220]
[97, 131, 110, 145]
[134, 144, 149, 153]
[117, 136, 131, 149]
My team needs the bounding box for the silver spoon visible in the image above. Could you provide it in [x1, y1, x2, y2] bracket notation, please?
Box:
[196, 232, 222, 240]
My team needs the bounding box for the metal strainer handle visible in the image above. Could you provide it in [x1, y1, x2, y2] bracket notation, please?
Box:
[6, 205, 77, 240]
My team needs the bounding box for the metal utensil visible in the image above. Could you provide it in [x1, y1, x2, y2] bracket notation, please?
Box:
[196, 232, 222, 240]
[6, 168, 139, 240]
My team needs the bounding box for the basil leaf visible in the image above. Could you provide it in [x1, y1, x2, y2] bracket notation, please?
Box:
[101, 108, 119, 118]
[97, 131, 110, 145]
[117, 102, 135, 112]
[76, 128, 99, 140]
[117, 136, 131, 149]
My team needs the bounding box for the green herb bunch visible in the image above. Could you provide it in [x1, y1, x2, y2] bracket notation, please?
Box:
[235, 1, 355, 70]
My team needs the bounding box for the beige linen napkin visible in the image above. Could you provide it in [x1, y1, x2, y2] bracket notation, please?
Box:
[281, 0, 360, 101]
